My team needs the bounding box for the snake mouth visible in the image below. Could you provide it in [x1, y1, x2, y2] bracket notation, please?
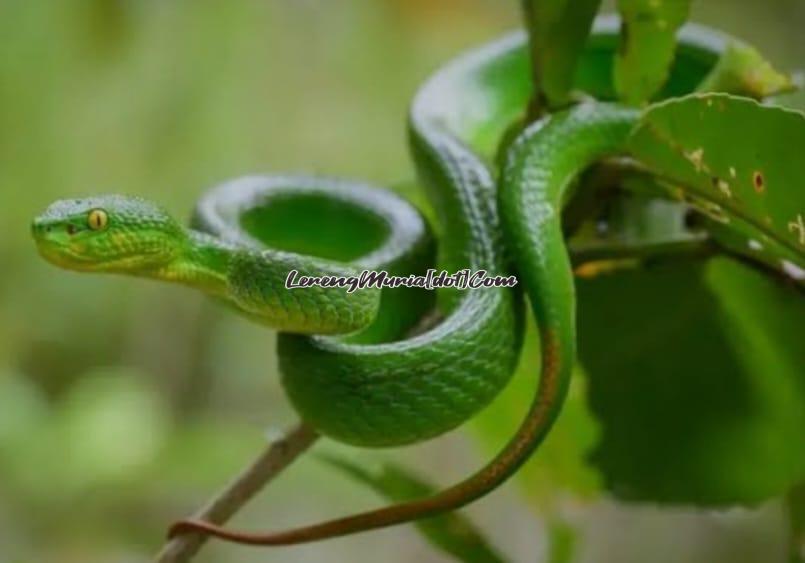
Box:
[31, 222, 117, 271]
[34, 238, 159, 272]
[33, 237, 107, 271]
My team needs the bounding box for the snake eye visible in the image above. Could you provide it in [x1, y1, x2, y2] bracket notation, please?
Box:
[87, 209, 109, 231]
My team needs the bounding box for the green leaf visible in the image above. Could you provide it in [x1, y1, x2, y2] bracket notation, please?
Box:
[577, 257, 805, 505]
[614, 0, 692, 104]
[629, 93, 805, 284]
[521, 0, 602, 109]
[321, 455, 506, 563]
[697, 41, 794, 99]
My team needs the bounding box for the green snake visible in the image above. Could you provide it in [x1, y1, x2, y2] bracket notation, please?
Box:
[32, 17, 734, 546]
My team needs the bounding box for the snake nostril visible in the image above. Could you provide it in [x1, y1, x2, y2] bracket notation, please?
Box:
[31, 221, 54, 236]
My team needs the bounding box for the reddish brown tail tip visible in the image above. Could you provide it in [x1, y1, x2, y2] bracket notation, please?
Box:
[167, 519, 207, 539]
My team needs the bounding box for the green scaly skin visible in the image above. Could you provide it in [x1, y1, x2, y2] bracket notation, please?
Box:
[32, 17, 731, 547]
[189, 173, 520, 449]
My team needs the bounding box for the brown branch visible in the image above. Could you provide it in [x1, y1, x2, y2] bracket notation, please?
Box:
[789, 483, 805, 563]
[154, 422, 320, 563]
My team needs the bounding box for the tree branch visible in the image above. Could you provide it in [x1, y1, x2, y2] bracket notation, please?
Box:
[154, 422, 320, 563]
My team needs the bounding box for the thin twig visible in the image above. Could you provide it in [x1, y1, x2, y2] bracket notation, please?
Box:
[788, 483, 805, 563]
[154, 422, 320, 563]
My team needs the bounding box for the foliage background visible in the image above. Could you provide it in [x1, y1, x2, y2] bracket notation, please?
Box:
[0, 1, 802, 562]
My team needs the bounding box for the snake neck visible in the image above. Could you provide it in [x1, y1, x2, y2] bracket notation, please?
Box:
[151, 230, 232, 296]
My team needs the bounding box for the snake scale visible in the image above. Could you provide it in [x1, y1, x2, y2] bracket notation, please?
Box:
[32, 17, 737, 546]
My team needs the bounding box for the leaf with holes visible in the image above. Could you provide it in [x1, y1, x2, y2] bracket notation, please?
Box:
[629, 93, 805, 283]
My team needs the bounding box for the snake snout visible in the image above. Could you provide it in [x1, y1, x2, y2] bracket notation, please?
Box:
[30, 217, 50, 237]
[31, 216, 73, 246]
[31, 217, 59, 247]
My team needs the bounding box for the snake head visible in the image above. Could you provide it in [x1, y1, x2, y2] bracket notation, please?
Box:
[32, 195, 184, 273]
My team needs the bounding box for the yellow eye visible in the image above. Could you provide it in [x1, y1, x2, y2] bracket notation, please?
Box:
[87, 209, 108, 231]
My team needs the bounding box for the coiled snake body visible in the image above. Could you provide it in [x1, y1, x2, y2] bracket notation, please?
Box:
[33, 18, 731, 546]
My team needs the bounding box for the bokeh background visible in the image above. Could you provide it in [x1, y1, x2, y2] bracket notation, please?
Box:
[1, 1, 803, 562]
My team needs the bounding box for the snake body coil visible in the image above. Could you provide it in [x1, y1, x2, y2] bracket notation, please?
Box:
[32, 17, 729, 547]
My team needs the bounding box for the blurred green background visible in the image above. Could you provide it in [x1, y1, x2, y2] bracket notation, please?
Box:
[1, 1, 803, 562]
